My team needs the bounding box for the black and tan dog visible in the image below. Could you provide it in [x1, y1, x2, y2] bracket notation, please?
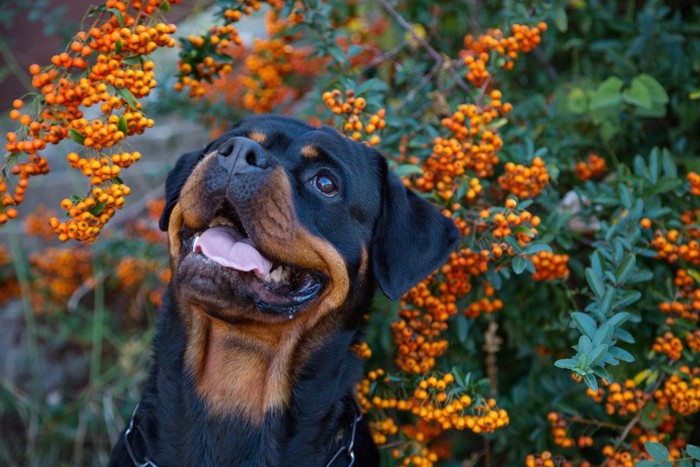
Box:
[109, 115, 459, 466]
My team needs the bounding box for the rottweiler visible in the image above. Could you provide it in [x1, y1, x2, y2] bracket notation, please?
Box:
[108, 115, 459, 466]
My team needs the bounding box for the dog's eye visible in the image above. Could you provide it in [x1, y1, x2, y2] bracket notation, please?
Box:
[314, 174, 338, 196]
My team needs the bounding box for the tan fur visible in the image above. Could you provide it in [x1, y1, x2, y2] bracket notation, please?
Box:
[168, 157, 354, 424]
[247, 131, 267, 144]
[301, 145, 319, 159]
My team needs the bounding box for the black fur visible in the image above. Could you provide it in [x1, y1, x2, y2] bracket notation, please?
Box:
[109, 115, 459, 466]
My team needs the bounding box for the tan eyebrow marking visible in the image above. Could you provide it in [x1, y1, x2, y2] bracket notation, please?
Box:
[248, 131, 266, 144]
[301, 145, 319, 159]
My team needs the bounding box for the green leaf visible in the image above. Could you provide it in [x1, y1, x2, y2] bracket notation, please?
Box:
[623, 76, 653, 109]
[553, 7, 567, 32]
[118, 116, 128, 134]
[159, 0, 171, 12]
[116, 87, 139, 109]
[566, 88, 587, 114]
[591, 252, 604, 277]
[578, 336, 593, 354]
[590, 77, 624, 110]
[593, 323, 613, 347]
[615, 291, 641, 308]
[634, 462, 657, 467]
[589, 344, 608, 365]
[649, 147, 660, 184]
[572, 312, 597, 338]
[513, 256, 528, 275]
[107, 7, 126, 26]
[600, 119, 620, 141]
[115, 39, 123, 53]
[89, 201, 106, 216]
[686, 444, 700, 460]
[583, 373, 598, 391]
[69, 129, 85, 145]
[607, 311, 631, 327]
[661, 148, 677, 178]
[522, 243, 552, 255]
[619, 183, 632, 209]
[598, 286, 616, 317]
[585, 267, 605, 297]
[615, 254, 636, 283]
[608, 346, 634, 362]
[645, 442, 669, 461]
[554, 358, 576, 369]
[649, 177, 682, 195]
[393, 164, 423, 177]
[637, 74, 669, 105]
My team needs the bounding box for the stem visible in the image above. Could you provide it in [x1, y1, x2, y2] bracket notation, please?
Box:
[377, 0, 471, 93]
[0, 37, 33, 91]
[8, 228, 41, 464]
[89, 255, 104, 383]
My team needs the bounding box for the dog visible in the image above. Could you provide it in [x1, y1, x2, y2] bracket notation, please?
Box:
[108, 115, 459, 466]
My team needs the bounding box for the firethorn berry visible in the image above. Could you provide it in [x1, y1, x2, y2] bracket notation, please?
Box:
[659, 271, 700, 323]
[531, 251, 570, 281]
[350, 340, 372, 359]
[652, 331, 684, 361]
[524, 451, 558, 467]
[498, 157, 550, 199]
[29, 247, 92, 312]
[574, 153, 608, 181]
[461, 23, 546, 86]
[603, 380, 649, 416]
[688, 171, 700, 196]
[1, 0, 181, 238]
[175, 0, 315, 112]
[686, 329, 700, 352]
[654, 366, 700, 416]
[323, 89, 387, 146]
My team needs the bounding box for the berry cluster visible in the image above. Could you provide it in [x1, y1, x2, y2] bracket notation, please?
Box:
[29, 247, 93, 312]
[602, 380, 649, 416]
[322, 89, 386, 146]
[651, 228, 700, 264]
[574, 153, 608, 181]
[461, 23, 547, 86]
[498, 157, 550, 199]
[531, 251, 570, 281]
[688, 171, 700, 196]
[2, 0, 180, 240]
[653, 366, 700, 416]
[176, 0, 321, 115]
[652, 332, 684, 361]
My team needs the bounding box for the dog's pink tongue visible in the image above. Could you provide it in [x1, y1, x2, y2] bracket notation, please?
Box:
[196, 226, 273, 276]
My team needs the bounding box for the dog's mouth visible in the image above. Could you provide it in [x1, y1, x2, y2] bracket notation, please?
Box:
[179, 209, 326, 315]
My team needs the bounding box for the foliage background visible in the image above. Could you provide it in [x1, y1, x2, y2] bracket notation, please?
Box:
[0, 0, 699, 466]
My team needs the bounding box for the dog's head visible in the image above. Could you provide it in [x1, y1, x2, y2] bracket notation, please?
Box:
[160, 115, 459, 326]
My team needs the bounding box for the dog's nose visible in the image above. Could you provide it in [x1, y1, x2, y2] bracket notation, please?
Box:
[217, 137, 271, 173]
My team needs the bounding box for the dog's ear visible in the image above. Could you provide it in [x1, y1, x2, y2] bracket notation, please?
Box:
[159, 150, 204, 231]
[371, 160, 461, 301]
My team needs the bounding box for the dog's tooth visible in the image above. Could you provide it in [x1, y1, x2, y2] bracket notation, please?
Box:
[193, 234, 200, 252]
[209, 216, 235, 228]
[279, 266, 291, 282]
[269, 267, 284, 283]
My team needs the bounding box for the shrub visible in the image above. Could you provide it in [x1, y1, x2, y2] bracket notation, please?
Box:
[1, 0, 699, 465]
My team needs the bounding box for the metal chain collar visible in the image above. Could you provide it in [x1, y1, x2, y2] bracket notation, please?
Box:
[124, 401, 362, 467]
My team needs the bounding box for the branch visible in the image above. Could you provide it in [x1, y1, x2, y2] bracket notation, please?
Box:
[377, 0, 471, 93]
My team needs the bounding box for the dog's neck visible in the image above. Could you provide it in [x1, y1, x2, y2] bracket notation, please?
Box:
[138, 291, 365, 465]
